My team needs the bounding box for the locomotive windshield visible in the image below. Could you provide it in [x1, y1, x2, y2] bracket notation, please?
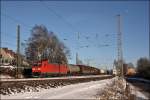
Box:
[33, 63, 41, 67]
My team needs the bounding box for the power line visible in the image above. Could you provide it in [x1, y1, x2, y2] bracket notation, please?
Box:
[40, 1, 79, 33]
[1, 41, 16, 46]
[1, 32, 16, 39]
[1, 12, 32, 51]
[1, 12, 32, 29]
[40, 1, 115, 50]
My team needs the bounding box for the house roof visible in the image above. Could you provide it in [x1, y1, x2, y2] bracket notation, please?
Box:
[0, 48, 15, 60]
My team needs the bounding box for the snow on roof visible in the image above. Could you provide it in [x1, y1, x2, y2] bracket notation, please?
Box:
[0, 65, 15, 69]
[0, 75, 14, 79]
[0, 48, 15, 60]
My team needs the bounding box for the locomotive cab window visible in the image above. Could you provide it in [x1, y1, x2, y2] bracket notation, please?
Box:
[33, 63, 41, 67]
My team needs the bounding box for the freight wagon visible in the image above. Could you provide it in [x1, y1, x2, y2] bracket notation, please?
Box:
[77, 65, 100, 75]
[67, 64, 80, 75]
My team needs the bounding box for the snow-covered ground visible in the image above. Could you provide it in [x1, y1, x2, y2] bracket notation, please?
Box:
[1, 78, 114, 99]
[129, 83, 149, 99]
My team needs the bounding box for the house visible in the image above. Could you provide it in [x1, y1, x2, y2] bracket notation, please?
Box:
[0, 48, 16, 65]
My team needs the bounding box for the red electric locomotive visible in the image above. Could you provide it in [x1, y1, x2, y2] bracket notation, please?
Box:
[32, 59, 68, 77]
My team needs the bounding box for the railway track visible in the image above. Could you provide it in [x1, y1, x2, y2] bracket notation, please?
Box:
[0, 75, 113, 95]
[1, 75, 111, 82]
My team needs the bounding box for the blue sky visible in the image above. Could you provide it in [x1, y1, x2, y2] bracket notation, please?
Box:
[1, 1, 149, 69]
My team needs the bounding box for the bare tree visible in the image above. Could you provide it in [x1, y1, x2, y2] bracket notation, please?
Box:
[25, 25, 70, 64]
[137, 57, 150, 79]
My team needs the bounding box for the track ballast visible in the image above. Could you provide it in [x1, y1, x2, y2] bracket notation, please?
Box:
[0, 75, 113, 95]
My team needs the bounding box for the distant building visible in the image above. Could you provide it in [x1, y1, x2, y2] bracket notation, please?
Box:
[0, 47, 16, 65]
[123, 63, 136, 76]
[126, 68, 136, 76]
[123, 63, 128, 75]
[0, 47, 29, 66]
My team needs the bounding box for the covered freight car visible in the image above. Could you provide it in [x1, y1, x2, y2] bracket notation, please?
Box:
[67, 64, 80, 75]
[77, 65, 100, 75]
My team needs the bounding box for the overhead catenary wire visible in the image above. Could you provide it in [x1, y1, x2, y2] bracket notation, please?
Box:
[40, 1, 116, 50]
[40, 1, 79, 33]
[1, 41, 16, 46]
[1, 32, 17, 49]
[1, 12, 32, 29]
[1, 32, 17, 39]
[1, 12, 32, 50]
[40, 1, 86, 51]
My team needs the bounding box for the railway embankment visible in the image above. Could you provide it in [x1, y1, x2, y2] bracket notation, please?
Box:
[0, 75, 113, 95]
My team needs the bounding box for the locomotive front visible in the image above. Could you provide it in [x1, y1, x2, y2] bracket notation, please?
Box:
[32, 62, 42, 77]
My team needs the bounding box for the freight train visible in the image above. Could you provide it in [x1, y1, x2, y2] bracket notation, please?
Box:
[31, 59, 101, 77]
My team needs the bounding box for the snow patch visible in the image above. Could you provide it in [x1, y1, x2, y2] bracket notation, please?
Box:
[0, 65, 15, 69]
[0, 75, 13, 79]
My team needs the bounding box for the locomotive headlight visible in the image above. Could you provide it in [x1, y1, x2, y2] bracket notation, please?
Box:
[38, 68, 41, 70]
